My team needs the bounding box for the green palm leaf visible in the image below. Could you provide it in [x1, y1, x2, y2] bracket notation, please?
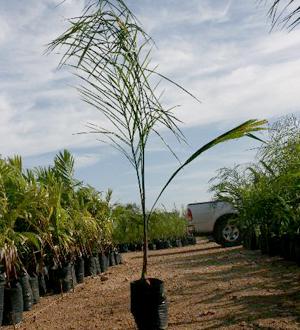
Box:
[151, 119, 267, 213]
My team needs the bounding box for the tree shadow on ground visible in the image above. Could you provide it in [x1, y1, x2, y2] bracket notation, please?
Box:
[166, 242, 300, 329]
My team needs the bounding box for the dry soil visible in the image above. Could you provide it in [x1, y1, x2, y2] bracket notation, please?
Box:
[3, 237, 300, 329]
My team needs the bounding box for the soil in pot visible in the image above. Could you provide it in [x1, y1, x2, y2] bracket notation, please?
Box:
[2, 282, 24, 325]
[19, 273, 33, 311]
[131, 278, 168, 330]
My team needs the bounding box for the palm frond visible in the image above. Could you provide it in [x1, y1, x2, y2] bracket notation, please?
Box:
[150, 120, 267, 214]
[266, 0, 300, 30]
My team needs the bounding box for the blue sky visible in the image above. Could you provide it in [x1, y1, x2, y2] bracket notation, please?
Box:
[1, 1, 300, 209]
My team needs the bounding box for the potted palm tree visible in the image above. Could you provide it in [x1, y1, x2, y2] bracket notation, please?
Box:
[48, 1, 266, 328]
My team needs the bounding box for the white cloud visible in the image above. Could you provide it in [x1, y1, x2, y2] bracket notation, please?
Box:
[151, 26, 300, 129]
[2, 0, 300, 208]
[139, 0, 231, 33]
[0, 16, 10, 45]
[74, 153, 103, 169]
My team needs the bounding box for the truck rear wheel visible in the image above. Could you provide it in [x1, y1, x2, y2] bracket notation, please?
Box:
[214, 215, 241, 247]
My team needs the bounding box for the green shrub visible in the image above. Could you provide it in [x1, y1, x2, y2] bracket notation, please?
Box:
[112, 204, 187, 244]
[210, 115, 300, 239]
[0, 150, 113, 281]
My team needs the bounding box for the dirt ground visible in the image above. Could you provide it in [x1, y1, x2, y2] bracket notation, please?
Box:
[3, 237, 300, 330]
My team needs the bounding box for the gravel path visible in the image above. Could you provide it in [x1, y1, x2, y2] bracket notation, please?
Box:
[3, 238, 300, 329]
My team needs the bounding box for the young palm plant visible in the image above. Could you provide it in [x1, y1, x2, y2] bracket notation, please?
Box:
[48, 1, 266, 328]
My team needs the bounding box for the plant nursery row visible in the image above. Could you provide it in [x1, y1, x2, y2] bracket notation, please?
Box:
[211, 116, 300, 265]
[0, 150, 190, 326]
[0, 249, 122, 326]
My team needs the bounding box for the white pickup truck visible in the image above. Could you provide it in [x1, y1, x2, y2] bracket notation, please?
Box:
[186, 201, 241, 247]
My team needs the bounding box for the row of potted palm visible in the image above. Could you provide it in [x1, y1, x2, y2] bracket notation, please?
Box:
[211, 116, 300, 264]
[112, 205, 195, 252]
[0, 150, 116, 326]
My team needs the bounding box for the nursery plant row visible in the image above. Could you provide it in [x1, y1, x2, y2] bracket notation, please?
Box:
[0, 150, 190, 326]
[211, 116, 300, 265]
[0, 250, 122, 326]
[118, 235, 197, 253]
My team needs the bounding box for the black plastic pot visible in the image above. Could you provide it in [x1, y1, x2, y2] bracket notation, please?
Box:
[94, 255, 101, 274]
[267, 236, 281, 257]
[119, 244, 129, 253]
[259, 234, 268, 255]
[61, 263, 73, 292]
[162, 240, 171, 249]
[294, 235, 300, 266]
[99, 254, 108, 273]
[243, 231, 258, 250]
[0, 270, 5, 325]
[148, 243, 156, 250]
[136, 243, 143, 251]
[38, 272, 48, 296]
[131, 278, 168, 330]
[29, 275, 40, 304]
[280, 234, 291, 259]
[114, 251, 122, 265]
[289, 237, 297, 261]
[71, 263, 77, 286]
[128, 243, 137, 251]
[187, 235, 197, 245]
[84, 256, 97, 277]
[19, 273, 33, 311]
[171, 239, 183, 248]
[181, 237, 189, 247]
[48, 263, 73, 294]
[48, 267, 60, 294]
[155, 240, 163, 250]
[109, 252, 116, 266]
[176, 239, 183, 248]
[75, 257, 85, 283]
[3, 282, 24, 325]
